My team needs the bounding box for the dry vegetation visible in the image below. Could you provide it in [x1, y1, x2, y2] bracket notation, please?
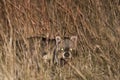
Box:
[0, 0, 120, 80]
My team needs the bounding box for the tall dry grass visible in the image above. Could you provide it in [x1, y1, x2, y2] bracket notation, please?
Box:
[0, 0, 120, 80]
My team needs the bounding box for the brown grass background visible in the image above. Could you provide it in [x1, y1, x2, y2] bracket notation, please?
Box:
[0, 0, 120, 80]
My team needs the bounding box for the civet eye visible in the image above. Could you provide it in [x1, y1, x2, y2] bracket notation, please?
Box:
[70, 48, 72, 51]
[61, 48, 64, 50]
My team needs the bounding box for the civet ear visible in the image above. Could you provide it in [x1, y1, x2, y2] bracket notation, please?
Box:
[71, 36, 77, 47]
[56, 36, 61, 44]
[71, 36, 77, 41]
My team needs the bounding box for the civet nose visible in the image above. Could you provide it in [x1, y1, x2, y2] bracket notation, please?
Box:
[63, 52, 71, 58]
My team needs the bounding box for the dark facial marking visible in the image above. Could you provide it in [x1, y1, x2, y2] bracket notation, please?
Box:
[64, 47, 69, 52]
